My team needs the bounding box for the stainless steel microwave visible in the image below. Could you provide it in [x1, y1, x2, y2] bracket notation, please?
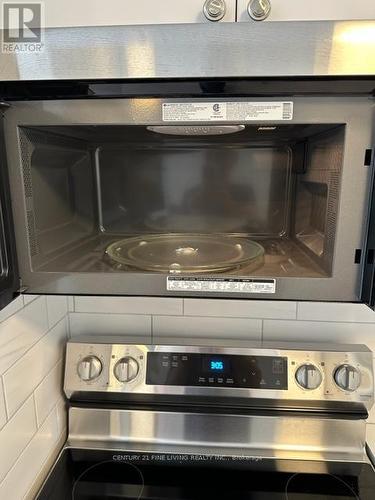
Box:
[0, 23, 374, 308]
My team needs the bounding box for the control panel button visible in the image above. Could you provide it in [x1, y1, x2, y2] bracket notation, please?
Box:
[114, 357, 139, 383]
[295, 364, 322, 390]
[334, 365, 361, 392]
[77, 355, 102, 381]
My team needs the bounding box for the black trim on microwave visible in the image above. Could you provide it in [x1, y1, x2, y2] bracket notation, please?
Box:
[362, 150, 375, 309]
[0, 76, 375, 101]
[0, 109, 19, 311]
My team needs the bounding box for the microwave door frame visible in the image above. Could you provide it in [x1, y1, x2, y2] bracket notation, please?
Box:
[0, 107, 19, 311]
[361, 126, 375, 309]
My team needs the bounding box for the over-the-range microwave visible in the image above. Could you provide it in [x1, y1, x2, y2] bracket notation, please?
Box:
[0, 23, 375, 310]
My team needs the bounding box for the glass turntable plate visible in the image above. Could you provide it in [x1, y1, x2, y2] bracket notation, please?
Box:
[105, 234, 264, 273]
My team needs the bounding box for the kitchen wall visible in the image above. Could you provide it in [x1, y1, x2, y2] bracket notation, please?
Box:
[0, 295, 68, 500]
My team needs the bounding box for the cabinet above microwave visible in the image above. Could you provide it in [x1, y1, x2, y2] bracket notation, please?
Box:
[22, 0, 375, 28]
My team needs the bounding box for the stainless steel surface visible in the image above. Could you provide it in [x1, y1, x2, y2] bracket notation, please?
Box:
[77, 355, 102, 381]
[0, 21, 375, 81]
[203, 0, 226, 21]
[4, 97, 373, 301]
[64, 341, 374, 411]
[248, 0, 271, 21]
[114, 356, 139, 383]
[67, 407, 367, 464]
[334, 364, 362, 392]
[295, 363, 323, 390]
[146, 125, 246, 135]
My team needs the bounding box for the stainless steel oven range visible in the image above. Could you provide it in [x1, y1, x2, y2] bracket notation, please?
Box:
[37, 339, 375, 499]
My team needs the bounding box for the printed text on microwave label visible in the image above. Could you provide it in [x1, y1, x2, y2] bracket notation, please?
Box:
[162, 102, 293, 122]
[167, 277, 276, 294]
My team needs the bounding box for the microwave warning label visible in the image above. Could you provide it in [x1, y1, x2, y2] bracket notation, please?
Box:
[162, 102, 293, 122]
[167, 277, 276, 294]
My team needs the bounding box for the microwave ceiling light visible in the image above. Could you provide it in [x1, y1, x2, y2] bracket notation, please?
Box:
[147, 125, 245, 136]
[258, 126, 277, 131]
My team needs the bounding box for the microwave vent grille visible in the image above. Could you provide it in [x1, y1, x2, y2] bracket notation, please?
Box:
[326, 171, 340, 265]
[19, 130, 39, 257]
[26, 210, 39, 257]
[19, 131, 33, 199]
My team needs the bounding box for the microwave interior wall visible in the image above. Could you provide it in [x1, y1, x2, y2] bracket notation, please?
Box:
[18, 123, 344, 279]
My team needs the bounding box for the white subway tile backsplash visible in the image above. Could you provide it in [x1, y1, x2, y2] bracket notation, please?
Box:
[3, 319, 67, 418]
[0, 296, 23, 324]
[22, 294, 39, 306]
[298, 302, 375, 323]
[69, 312, 151, 340]
[0, 408, 59, 500]
[74, 296, 183, 316]
[46, 296, 68, 329]
[184, 299, 297, 320]
[0, 380, 6, 430]
[0, 396, 37, 483]
[153, 315, 262, 341]
[0, 294, 67, 498]
[34, 361, 64, 427]
[263, 319, 375, 351]
[0, 297, 49, 376]
[67, 296, 75, 312]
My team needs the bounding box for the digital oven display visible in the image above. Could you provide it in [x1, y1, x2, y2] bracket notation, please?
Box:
[202, 357, 231, 373]
[210, 360, 224, 371]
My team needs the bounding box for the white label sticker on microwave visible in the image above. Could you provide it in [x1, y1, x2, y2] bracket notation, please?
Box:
[167, 277, 276, 294]
[162, 102, 293, 122]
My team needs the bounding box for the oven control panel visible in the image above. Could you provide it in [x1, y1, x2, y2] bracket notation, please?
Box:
[146, 352, 288, 389]
[64, 341, 374, 411]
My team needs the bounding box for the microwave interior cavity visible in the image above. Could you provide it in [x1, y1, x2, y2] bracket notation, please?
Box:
[19, 123, 345, 278]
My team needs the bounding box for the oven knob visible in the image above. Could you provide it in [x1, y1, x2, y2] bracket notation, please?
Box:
[295, 364, 322, 390]
[77, 356, 102, 381]
[114, 357, 139, 383]
[247, 0, 271, 21]
[334, 365, 361, 392]
[203, 0, 226, 21]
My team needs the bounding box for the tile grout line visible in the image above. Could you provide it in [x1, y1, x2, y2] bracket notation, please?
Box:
[1, 374, 10, 422]
[151, 316, 154, 345]
[32, 392, 40, 429]
[69, 311, 305, 321]
[44, 296, 50, 330]
[296, 302, 299, 320]
[66, 308, 72, 340]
